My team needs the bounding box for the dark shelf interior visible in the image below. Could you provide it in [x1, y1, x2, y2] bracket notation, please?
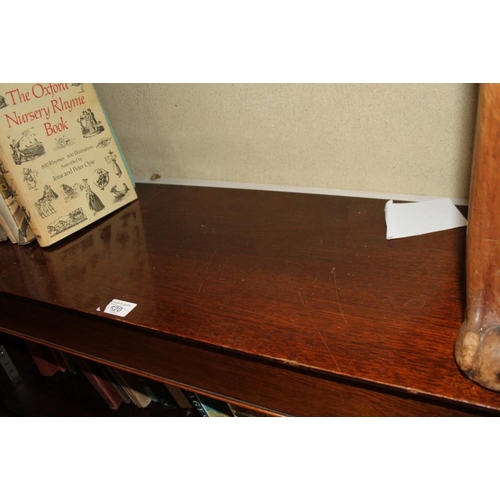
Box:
[0, 333, 196, 417]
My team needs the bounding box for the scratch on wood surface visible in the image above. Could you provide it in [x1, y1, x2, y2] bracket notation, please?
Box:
[198, 245, 220, 293]
[299, 291, 340, 371]
[331, 267, 349, 328]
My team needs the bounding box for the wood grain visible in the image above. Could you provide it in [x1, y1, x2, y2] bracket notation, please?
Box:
[1, 183, 498, 415]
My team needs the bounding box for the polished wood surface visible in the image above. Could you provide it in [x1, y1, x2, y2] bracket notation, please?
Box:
[1, 183, 499, 415]
[455, 83, 500, 392]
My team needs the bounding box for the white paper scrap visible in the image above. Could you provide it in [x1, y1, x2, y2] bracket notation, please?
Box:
[385, 198, 467, 240]
[104, 299, 137, 317]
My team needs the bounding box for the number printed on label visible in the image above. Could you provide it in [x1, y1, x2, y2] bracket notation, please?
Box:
[103, 299, 137, 317]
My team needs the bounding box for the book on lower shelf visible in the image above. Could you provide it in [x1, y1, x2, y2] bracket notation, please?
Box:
[73, 357, 124, 411]
[24, 340, 61, 377]
[164, 384, 234, 417]
[107, 367, 152, 409]
[0, 83, 138, 248]
[183, 390, 235, 417]
[183, 389, 211, 417]
[196, 394, 233, 417]
[164, 383, 194, 411]
[144, 379, 179, 410]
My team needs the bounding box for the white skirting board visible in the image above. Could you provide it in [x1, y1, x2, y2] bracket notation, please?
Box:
[133, 176, 469, 206]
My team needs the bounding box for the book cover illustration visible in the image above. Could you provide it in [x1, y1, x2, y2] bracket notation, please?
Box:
[0, 83, 137, 247]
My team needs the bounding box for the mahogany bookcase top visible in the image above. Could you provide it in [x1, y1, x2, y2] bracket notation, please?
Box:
[1, 183, 498, 416]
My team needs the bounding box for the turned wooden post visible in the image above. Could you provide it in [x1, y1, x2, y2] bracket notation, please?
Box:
[455, 83, 500, 391]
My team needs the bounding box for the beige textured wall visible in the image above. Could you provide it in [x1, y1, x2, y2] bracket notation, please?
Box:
[95, 83, 478, 199]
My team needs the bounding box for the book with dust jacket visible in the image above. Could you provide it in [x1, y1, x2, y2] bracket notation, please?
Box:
[0, 83, 137, 247]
